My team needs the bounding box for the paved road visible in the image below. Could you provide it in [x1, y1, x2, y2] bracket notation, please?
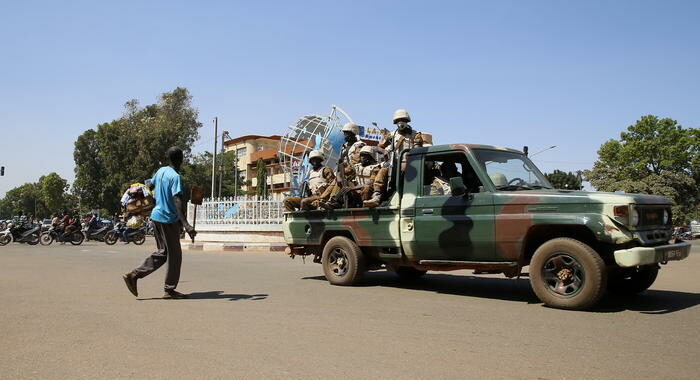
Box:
[1, 240, 698, 380]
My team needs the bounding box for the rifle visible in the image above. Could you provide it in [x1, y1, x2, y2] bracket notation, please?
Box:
[336, 145, 350, 208]
[384, 129, 399, 197]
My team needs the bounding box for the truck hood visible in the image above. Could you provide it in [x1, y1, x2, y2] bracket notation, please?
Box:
[492, 189, 671, 206]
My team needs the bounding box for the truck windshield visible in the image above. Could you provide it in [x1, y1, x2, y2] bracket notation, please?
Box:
[473, 149, 553, 191]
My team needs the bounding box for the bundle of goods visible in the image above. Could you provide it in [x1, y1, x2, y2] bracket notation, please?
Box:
[120, 182, 154, 217]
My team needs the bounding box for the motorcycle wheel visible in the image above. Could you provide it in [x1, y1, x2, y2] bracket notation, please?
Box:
[132, 232, 146, 245]
[105, 232, 118, 245]
[26, 232, 40, 245]
[0, 234, 10, 246]
[40, 232, 54, 246]
[70, 232, 84, 246]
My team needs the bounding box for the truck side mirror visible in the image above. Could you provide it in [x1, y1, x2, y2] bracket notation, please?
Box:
[449, 177, 467, 196]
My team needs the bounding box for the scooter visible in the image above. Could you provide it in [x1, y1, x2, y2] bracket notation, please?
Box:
[2, 222, 41, 245]
[40, 225, 84, 246]
[105, 223, 146, 245]
[82, 222, 111, 242]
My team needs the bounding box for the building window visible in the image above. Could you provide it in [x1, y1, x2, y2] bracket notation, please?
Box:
[236, 147, 247, 158]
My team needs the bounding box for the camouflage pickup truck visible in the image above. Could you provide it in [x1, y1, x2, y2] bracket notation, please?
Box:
[283, 144, 691, 310]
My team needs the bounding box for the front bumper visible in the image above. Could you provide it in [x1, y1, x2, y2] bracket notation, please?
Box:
[613, 242, 691, 268]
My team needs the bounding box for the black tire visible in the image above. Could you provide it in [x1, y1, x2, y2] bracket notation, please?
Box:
[132, 232, 146, 245]
[395, 266, 427, 281]
[607, 265, 659, 295]
[70, 232, 84, 246]
[529, 238, 606, 310]
[40, 232, 54, 246]
[26, 232, 40, 245]
[322, 236, 366, 286]
[0, 234, 10, 246]
[105, 231, 118, 245]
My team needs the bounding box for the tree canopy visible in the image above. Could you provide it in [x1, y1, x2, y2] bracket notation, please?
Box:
[73, 87, 202, 214]
[584, 115, 700, 224]
[0, 172, 72, 219]
[544, 170, 582, 190]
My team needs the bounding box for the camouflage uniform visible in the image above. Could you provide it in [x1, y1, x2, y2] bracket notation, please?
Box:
[344, 140, 366, 166]
[429, 177, 452, 196]
[314, 140, 365, 209]
[352, 162, 383, 201]
[284, 166, 335, 211]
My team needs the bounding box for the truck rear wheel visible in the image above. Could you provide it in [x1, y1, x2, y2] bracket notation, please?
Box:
[322, 236, 366, 286]
[607, 265, 658, 295]
[529, 238, 606, 310]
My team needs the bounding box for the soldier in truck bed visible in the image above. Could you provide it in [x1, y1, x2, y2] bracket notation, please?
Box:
[340, 122, 366, 165]
[283, 150, 335, 212]
[379, 108, 430, 154]
[314, 122, 366, 206]
[319, 145, 386, 209]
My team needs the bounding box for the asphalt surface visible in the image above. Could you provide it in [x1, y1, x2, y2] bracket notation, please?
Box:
[1, 239, 698, 380]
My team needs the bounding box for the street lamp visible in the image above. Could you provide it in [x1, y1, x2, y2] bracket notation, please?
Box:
[530, 145, 557, 157]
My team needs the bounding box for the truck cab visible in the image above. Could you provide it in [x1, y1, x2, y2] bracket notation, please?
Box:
[283, 144, 691, 310]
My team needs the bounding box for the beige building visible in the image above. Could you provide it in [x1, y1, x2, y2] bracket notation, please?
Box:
[223, 134, 298, 199]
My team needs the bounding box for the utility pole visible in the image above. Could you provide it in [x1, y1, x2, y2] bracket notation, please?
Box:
[211, 117, 218, 199]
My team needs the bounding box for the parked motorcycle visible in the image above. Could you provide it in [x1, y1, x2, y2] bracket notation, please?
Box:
[40, 226, 84, 246]
[105, 223, 146, 245]
[82, 222, 111, 242]
[1, 222, 41, 245]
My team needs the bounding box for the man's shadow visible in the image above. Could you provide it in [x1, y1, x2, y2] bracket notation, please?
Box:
[138, 291, 268, 301]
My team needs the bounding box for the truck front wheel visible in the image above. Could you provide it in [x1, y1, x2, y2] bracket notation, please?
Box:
[322, 236, 366, 286]
[529, 238, 606, 310]
[607, 265, 658, 295]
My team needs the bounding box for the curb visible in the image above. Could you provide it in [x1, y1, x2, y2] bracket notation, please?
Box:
[185, 242, 287, 253]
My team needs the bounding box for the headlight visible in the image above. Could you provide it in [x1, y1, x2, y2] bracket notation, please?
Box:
[663, 209, 669, 225]
[630, 208, 639, 226]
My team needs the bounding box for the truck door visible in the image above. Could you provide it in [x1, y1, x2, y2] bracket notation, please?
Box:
[412, 151, 495, 261]
[398, 152, 423, 260]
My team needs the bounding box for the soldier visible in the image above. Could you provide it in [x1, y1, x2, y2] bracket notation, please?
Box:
[379, 109, 430, 155]
[340, 122, 366, 166]
[314, 123, 365, 208]
[283, 150, 335, 212]
[429, 161, 460, 196]
[321, 146, 386, 209]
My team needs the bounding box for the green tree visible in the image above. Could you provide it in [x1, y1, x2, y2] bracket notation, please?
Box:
[180, 151, 248, 201]
[256, 158, 267, 198]
[544, 170, 582, 190]
[72, 87, 202, 214]
[584, 115, 700, 224]
[73, 129, 104, 210]
[37, 173, 68, 214]
[2, 183, 42, 218]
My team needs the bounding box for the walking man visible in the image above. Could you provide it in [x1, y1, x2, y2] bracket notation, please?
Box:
[122, 147, 196, 299]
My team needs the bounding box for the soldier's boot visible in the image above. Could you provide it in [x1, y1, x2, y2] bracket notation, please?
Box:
[316, 200, 334, 210]
[363, 192, 382, 208]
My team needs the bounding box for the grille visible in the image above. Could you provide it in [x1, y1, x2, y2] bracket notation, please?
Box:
[637, 206, 669, 227]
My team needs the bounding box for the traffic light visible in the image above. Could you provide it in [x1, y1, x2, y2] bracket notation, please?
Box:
[0, 166, 4, 176]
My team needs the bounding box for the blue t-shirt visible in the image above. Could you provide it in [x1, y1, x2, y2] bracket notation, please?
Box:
[149, 166, 183, 224]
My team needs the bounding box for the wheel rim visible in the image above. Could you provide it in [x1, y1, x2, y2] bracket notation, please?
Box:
[328, 247, 350, 277]
[40, 234, 52, 245]
[541, 253, 585, 297]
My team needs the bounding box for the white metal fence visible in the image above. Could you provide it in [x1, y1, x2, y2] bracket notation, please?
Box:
[186, 197, 284, 225]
